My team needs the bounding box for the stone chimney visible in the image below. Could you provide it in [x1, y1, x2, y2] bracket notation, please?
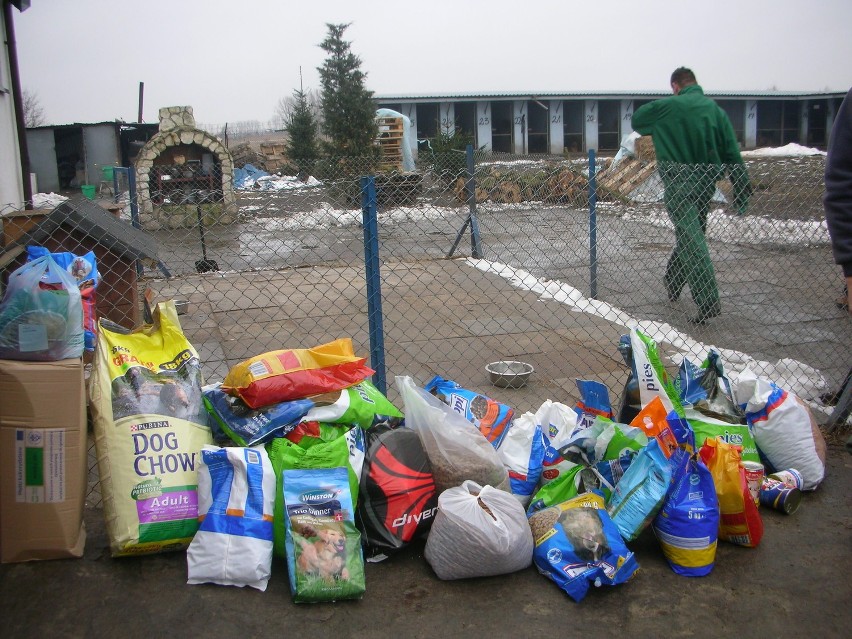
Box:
[158, 106, 197, 133]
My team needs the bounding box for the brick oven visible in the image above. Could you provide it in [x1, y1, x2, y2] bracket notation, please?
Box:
[134, 106, 237, 229]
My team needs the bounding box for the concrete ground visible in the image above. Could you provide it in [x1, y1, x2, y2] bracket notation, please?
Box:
[1, 249, 850, 638]
[0, 447, 849, 638]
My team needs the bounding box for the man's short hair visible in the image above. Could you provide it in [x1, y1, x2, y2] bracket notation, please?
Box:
[671, 67, 697, 87]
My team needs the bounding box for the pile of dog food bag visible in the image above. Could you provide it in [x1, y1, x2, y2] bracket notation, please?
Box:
[88, 303, 828, 603]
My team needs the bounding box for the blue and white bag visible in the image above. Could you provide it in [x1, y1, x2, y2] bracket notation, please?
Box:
[187, 445, 276, 591]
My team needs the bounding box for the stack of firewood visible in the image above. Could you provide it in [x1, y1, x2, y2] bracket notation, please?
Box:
[451, 165, 589, 207]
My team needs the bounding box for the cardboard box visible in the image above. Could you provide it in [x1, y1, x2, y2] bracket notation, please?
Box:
[0, 358, 87, 562]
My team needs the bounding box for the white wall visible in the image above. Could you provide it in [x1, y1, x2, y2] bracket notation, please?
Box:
[548, 100, 564, 155]
[513, 100, 525, 154]
[0, 10, 24, 208]
[584, 100, 598, 151]
[745, 99, 758, 148]
[476, 101, 492, 152]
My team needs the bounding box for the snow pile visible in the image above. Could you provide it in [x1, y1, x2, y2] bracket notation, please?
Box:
[741, 143, 826, 158]
[32, 192, 68, 208]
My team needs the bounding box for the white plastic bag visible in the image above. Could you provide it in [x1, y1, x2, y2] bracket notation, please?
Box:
[187, 445, 276, 591]
[424, 480, 534, 579]
[733, 368, 826, 490]
[536, 399, 582, 485]
[0, 254, 84, 360]
[397, 376, 509, 493]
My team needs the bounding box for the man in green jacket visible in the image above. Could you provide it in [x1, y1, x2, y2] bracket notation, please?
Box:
[632, 67, 751, 323]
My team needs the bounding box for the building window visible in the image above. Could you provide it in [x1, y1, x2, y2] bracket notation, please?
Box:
[562, 101, 584, 153]
[527, 100, 549, 154]
[597, 100, 621, 151]
[416, 103, 439, 140]
[756, 100, 800, 147]
[717, 100, 745, 146]
[454, 102, 476, 140]
[491, 101, 513, 153]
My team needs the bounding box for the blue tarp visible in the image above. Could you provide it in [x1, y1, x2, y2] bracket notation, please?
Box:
[233, 163, 269, 190]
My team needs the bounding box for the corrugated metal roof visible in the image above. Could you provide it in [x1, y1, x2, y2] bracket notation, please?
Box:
[375, 90, 847, 101]
[25, 121, 125, 131]
[1, 198, 160, 262]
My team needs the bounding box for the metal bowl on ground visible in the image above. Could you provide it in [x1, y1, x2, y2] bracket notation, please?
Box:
[174, 300, 189, 315]
[486, 360, 534, 389]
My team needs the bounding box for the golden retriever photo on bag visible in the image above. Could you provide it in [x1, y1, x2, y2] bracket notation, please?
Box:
[294, 523, 350, 583]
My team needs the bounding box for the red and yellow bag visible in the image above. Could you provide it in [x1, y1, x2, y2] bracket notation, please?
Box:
[698, 438, 763, 548]
[222, 338, 374, 408]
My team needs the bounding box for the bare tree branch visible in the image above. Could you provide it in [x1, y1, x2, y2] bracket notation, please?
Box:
[22, 89, 46, 128]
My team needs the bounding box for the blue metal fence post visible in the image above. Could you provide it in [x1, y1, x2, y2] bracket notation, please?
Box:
[588, 148, 598, 300]
[361, 175, 387, 395]
[113, 168, 121, 205]
[467, 144, 483, 258]
[127, 167, 141, 230]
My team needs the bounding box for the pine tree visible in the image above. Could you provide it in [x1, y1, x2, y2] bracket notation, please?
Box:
[317, 23, 377, 158]
[284, 84, 319, 175]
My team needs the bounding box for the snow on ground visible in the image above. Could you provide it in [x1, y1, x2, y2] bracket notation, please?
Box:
[465, 257, 833, 406]
[610, 204, 831, 246]
[248, 197, 829, 249]
[254, 202, 456, 231]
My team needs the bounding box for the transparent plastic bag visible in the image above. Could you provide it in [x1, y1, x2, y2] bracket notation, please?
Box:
[397, 375, 509, 494]
[0, 254, 83, 361]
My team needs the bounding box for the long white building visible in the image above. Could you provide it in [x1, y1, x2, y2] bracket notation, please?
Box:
[376, 90, 848, 155]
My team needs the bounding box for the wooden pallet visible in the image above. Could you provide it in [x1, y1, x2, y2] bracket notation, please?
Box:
[376, 116, 404, 140]
[375, 119, 404, 170]
[597, 158, 658, 199]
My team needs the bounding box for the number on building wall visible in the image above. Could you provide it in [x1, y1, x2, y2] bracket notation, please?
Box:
[479, 117, 490, 126]
[551, 115, 562, 124]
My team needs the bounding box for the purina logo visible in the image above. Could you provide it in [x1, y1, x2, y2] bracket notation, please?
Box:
[299, 489, 340, 505]
[27, 432, 42, 445]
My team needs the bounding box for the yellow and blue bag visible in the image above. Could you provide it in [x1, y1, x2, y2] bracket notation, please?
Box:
[652, 447, 719, 577]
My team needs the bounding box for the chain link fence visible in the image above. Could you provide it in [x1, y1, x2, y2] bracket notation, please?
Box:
[1, 149, 849, 506]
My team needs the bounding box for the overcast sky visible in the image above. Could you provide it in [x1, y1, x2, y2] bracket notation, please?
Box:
[13, 0, 852, 127]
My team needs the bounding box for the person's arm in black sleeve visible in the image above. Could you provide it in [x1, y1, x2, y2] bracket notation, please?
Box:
[824, 88, 852, 313]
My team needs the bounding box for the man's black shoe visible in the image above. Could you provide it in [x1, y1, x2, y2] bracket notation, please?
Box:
[689, 307, 721, 325]
[666, 286, 681, 302]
